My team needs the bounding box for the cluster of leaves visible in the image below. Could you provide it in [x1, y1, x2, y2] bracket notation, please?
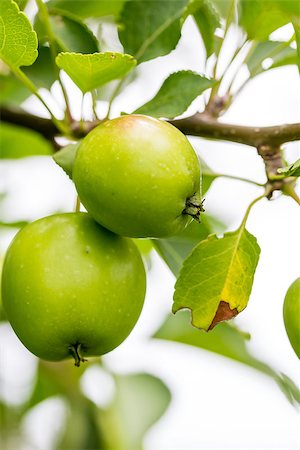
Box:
[0, 0, 300, 447]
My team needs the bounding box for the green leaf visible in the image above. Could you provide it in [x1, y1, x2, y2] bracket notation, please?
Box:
[0, 220, 29, 228]
[154, 311, 300, 406]
[293, 22, 300, 72]
[200, 156, 219, 194]
[153, 214, 226, 277]
[173, 226, 261, 330]
[186, 0, 220, 57]
[53, 141, 81, 178]
[47, 0, 125, 19]
[271, 47, 298, 69]
[56, 52, 136, 93]
[0, 74, 30, 106]
[23, 46, 57, 89]
[118, 0, 189, 63]
[35, 12, 99, 54]
[239, 0, 300, 41]
[133, 71, 215, 119]
[0, 0, 38, 68]
[112, 373, 171, 450]
[278, 159, 300, 177]
[0, 123, 53, 159]
[210, 0, 232, 17]
[15, 0, 28, 9]
[246, 41, 297, 78]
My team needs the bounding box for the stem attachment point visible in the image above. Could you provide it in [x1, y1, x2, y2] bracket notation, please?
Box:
[69, 343, 87, 367]
[183, 194, 205, 222]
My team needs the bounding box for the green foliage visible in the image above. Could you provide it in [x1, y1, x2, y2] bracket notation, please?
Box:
[56, 52, 136, 93]
[0, 123, 53, 158]
[133, 71, 215, 119]
[173, 226, 261, 330]
[154, 310, 300, 406]
[18, 362, 171, 450]
[35, 12, 99, 53]
[246, 41, 298, 78]
[47, 0, 125, 19]
[23, 46, 57, 89]
[199, 157, 219, 194]
[186, 0, 220, 56]
[293, 22, 300, 71]
[118, 0, 189, 63]
[154, 214, 226, 276]
[14, 0, 28, 9]
[0, 0, 299, 444]
[0, 47, 56, 102]
[53, 142, 81, 179]
[239, 0, 300, 41]
[278, 159, 300, 177]
[210, 0, 232, 18]
[0, 74, 30, 106]
[0, 0, 38, 68]
[111, 373, 171, 450]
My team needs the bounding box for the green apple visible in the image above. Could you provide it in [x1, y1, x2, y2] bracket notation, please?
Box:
[283, 277, 300, 359]
[73, 115, 203, 238]
[1, 213, 146, 365]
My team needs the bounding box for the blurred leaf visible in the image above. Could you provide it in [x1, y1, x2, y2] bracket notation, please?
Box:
[27, 360, 87, 410]
[56, 52, 136, 93]
[246, 41, 297, 77]
[278, 159, 300, 177]
[35, 13, 99, 53]
[0, 47, 56, 99]
[154, 310, 300, 406]
[0, 74, 30, 106]
[133, 239, 153, 256]
[118, 0, 189, 63]
[23, 46, 57, 89]
[293, 22, 300, 72]
[173, 227, 261, 330]
[25, 361, 106, 449]
[153, 214, 225, 277]
[186, 0, 220, 56]
[14, 0, 28, 9]
[0, 220, 29, 228]
[239, 0, 300, 41]
[200, 156, 219, 194]
[0, 0, 38, 68]
[0, 123, 53, 159]
[111, 373, 171, 450]
[53, 141, 81, 179]
[133, 71, 215, 119]
[210, 0, 232, 17]
[47, 0, 125, 19]
[271, 47, 298, 68]
[277, 373, 300, 406]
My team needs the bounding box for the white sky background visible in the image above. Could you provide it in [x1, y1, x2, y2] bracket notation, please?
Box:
[0, 11, 300, 450]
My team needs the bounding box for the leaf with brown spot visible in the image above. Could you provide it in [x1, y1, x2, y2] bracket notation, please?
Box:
[173, 227, 261, 331]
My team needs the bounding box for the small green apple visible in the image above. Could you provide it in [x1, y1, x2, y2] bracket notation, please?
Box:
[283, 277, 300, 359]
[1, 213, 146, 365]
[72, 115, 202, 238]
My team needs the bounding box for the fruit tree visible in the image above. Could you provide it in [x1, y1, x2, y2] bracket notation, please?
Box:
[0, 0, 299, 449]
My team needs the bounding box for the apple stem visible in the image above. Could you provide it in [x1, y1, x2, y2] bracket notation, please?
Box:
[183, 194, 205, 222]
[69, 343, 87, 367]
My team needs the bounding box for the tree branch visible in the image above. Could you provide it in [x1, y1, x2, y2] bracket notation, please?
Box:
[1, 106, 58, 139]
[1, 106, 300, 148]
[170, 113, 300, 147]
